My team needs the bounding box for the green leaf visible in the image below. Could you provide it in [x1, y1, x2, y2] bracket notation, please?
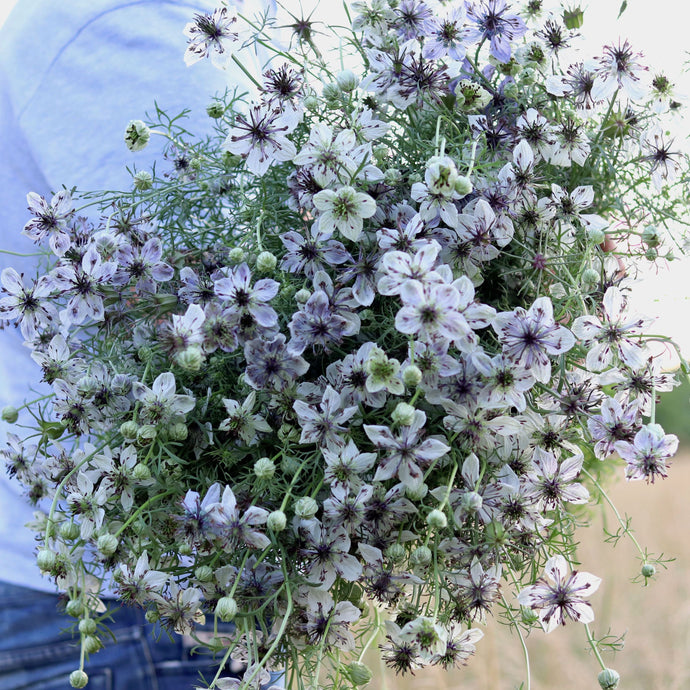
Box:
[617, 0, 628, 18]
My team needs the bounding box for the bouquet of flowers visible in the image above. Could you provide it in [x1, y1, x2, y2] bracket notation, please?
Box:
[3, 1, 689, 688]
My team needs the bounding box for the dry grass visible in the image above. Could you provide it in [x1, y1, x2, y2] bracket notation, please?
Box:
[364, 457, 690, 690]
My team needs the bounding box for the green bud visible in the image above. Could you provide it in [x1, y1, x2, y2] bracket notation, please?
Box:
[97, 534, 119, 556]
[168, 423, 188, 441]
[206, 100, 226, 119]
[1, 406, 18, 423]
[294, 496, 319, 519]
[597, 668, 620, 690]
[641, 563, 656, 578]
[426, 509, 448, 530]
[82, 635, 103, 654]
[124, 120, 151, 152]
[295, 288, 311, 304]
[215, 596, 238, 622]
[254, 457, 276, 480]
[60, 521, 81, 540]
[79, 618, 98, 635]
[132, 170, 153, 190]
[410, 545, 432, 566]
[347, 661, 373, 686]
[641, 225, 660, 247]
[65, 600, 84, 618]
[485, 520, 507, 547]
[384, 168, 402, 185]
[137, 346, 153, 363]
[175, 346, 204, 372]
[256, 250, 277, 273]
[645, 247, 658, 261]
[385, 543, 406, 563]
[179, 543, 193, 556]
[405, 483, 428, 501]
[37, 548, 57, 572]
[520, 606, 539, 625]
[228, 247, 245, 263]
[136, 425, 157, 444]
[587, 227, 606, 245]
[391, 402, 416, 426]
[322, 82, 341, 103]
[120, 420, 139, 440]
[303, 95, 319, 111]
[336, 69, 359, 92]
[132, 463, 151, 481]
[69, 670, 89, 688]
[267, 510, 287, 532]
[195, 565, 214, 582]
[145, 609, 160, 624]
[582, 268, 600, 285]
[402, 364, 423, 387]
[454, 175, 473, 197]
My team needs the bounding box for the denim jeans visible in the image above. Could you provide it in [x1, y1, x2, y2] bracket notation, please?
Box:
[0, 582, 238, 690]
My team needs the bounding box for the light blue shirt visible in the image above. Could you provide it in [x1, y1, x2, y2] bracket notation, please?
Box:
[0, 0, 269, 591]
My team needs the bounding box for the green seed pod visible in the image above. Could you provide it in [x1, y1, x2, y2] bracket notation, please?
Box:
[256, 251, 277, 273]
[641, 563, 656, 578]
[206, 100, 226, 119]
[391, 402, 416, 426]
[228, 247, 245, 263]
[69, 670, 89, 688]
[120, 420, 139, 440]
[587, 227, 606, 245]
[60, 521, 81, 540]
[336, 69, 359, 92]
[254, 457, 276, 480]
[65, 600, 84, 618]
[563, 6, 585, 29]
[132, 463, 151, 481]
[385, 543, 406, 563]
[294, 496, 318, 519]
[124, 120, 151, 152]
[426, 509, 448, 530]
[410, 545, 432, 566]
[37, 548, 57, 572]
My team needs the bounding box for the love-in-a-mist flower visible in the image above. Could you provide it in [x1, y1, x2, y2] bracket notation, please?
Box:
[592, 39, 647, 102]
[465, 0, 528, 63]
[132, 372, 196, 426]
[517, 554, 601, 633]
[0, 268, 55, 341]
[23, 190, 74, 256]
[614, 423, 678, 483]
[492, 297, 575, 383]
[313, 186, 377, 242]
[183, 7, 240, 67]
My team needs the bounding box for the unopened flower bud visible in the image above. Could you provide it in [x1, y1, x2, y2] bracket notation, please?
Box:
[145, 609, 159, 623]
[597, 668, 620, 690]
[137, 425, 157, 443]
[228, 247, 245, 263]
[392, 402, 416, 426]
[60, 521, 81, 540]
[641, 563, 656, 578]
[256, 250, 277, 273]
[1, 406, 18, 423]
[120, 420, 139, 439]
[65, 600, 84, 617]
[69, 670, 89, 688]
[294, 496, 318, 519]
[426, 509, 448, 530]
[79, 618, 97, 635]
[132, 463, 151, 481]
[82, 635, 103, 654]
[645, 247, 658, 261]
[97, 534, 119, 556]
[195, 565, 214, 582]
[267, 510, 287, 532]
[582, 268, 600, 285]
[587, 227, 606, 245]
[405, 483, 428, 501]
[322, 82, 341, 103]
[402, 364, 423, 387]
[410, 545, 432, 566]
[520, 606, 539, 625]
[454, 175, 473, 197]
[641, 225, 660, 247]
[124, 120, 151, 152]
[168, 423, 189, 441]
[461, 490, 483, 512]
[347, 661, 373, 686]
[384, 168, 402, 185]
[37, 548, 57, 572]
[295, 288, 311, 304]
[215, 596, 238, 622]
[254, 457, 276, 480]
[336, 69, 359, 92]
[206, 100, 225, 119]
[385, 543, 406, 563]
[137, 346, 153, 363]
[176, 346, 204, 371]
[132, 170, 153, 190]
[303, 95, 319, 111]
